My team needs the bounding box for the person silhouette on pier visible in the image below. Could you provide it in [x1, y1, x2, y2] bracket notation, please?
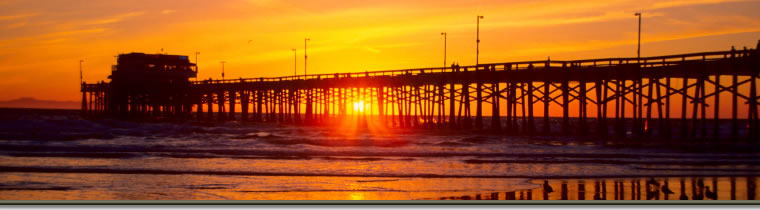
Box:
[661, 180, 674, 200]
[692, 179, 704, 200]
[705, 186, 718, 200]
[593, 180, 607, 200]
[542, 180, 553, 200]
[679, 179, 688, 200]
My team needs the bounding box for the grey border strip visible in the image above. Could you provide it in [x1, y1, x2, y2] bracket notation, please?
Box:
[2, 200, 760, 205]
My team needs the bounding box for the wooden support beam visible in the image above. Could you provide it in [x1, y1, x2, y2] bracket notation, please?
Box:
[544, 81, 551, 135]
[216, 91, 226, 121]
[691, 77, 702, 139]
[241, 91, 249, 121]
[463, 72, 472, 129]
[665, 77, 672, 139]
[197, 93, 204, 120]
[596, 81, 605, 136]
[646, 77, 654, 137]
[616, 80, 624, 137]
[714, 74, 720, 140]
[681, 77, 689, 139]
[544, 62, 551, 135]
[81, 91, 88, 116]
[527, 81, 535, 135]
[438, 83, 444, 128]
[256, 90, 263, 122]
[491, 65, 501, 130]
[521, 82, 527, 135]
[579, 79, 588, 136]
[378, 86, 385, 126]
[476, 72, 483, 130]
[562, 63, 570, 135]
[700, 75, 707, 139]
[228, 90, 236, 121]
[750, 72, 758, 140]
[655, 78, 664, 138]
[732, 74, 739, 138]
[206, 92, 213, 121]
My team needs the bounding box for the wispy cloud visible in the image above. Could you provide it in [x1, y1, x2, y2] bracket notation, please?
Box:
[85, 12, 144, 25]
[501, 26, 760, 58]
[0, 28, 106, 49]
[650, 0, 750, 9]
[6, 21, 26, 29]
[246, 0, 279, 7]
[42, 28, 107, 37]
[0, 13, 38, 21]
[161, 10, 176, 15]
[487, 11, 665, 29]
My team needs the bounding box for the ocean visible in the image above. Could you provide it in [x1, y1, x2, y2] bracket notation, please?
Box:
[0, 108, 759, 200]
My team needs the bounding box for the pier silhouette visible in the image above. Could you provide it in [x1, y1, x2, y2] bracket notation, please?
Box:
[81, 42, 760, 140]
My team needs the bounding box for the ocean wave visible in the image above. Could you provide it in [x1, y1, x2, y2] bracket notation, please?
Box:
[462, 158, 760, 166]
[2, 165, 759, 179]
[2, 143, 758, 160]
[0, 181, 77, 191]
[260, 137, 410, 147]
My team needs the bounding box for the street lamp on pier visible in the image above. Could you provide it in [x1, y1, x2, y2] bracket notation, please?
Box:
[441, 32, 447, 69]
[220, 61, 226, 80]
[292, 48, 297, 77]
[635, 12, 642, 59]
[476, 15, 484, 67]
[304, 38, 310, 76]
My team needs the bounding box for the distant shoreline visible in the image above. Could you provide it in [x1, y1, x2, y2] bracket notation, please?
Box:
[0, 97, 79, 110]
[0, 107, 78, 111]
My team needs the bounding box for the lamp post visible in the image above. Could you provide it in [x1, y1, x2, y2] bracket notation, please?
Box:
[195, 52, 199, 65]
[304, 38, 310, 76]
[220, 61, 226, 80]
[194, 52, 200, 74]
[79, 60, 83, 84]
[635, 12, 641, 59]
[292, 48, 297, 77]
[476, 15, 484, 67]
[441, 32, 447, 69]
[193, 52, 199, 82]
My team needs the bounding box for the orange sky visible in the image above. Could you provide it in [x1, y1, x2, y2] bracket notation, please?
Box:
[1, 0, 760, 102]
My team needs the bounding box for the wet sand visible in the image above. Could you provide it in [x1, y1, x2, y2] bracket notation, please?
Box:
[1, 172, 757, 200]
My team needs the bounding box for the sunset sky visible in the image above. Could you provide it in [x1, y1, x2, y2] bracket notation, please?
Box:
[1, 0, 759, 102]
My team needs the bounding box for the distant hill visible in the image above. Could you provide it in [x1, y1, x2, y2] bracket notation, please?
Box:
[0, 97, 80, 110]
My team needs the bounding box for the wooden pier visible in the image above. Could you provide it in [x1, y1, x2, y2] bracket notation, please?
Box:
[81, 43, 760, 140]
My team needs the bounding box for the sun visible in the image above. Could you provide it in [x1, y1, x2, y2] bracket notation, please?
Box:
[353, 101, 365, 113]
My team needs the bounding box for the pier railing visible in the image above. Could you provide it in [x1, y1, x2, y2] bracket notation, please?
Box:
[190, 49, 747, 85]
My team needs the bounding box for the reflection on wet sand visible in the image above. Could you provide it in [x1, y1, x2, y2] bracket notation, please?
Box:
[432, 177, 758, 200]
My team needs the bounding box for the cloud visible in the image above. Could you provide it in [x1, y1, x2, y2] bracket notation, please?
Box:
[0, 76, 27, 86]
[42, 28, 107, 38]
[7, 21, 26, 29]
[0, 27, 106, 50]
[0, 13, 38, 21]
[39, 38, 70, 45]
[500, 26, 760, 58]
[488, 11, 665, 29]
[85, 12, 144, 25]
[650, 0, 749, 9]
[161, 10, 176, 15]
[365, 47, 380, 54]
[246, 0, 278, 7]
[648, 27, 760, 44]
